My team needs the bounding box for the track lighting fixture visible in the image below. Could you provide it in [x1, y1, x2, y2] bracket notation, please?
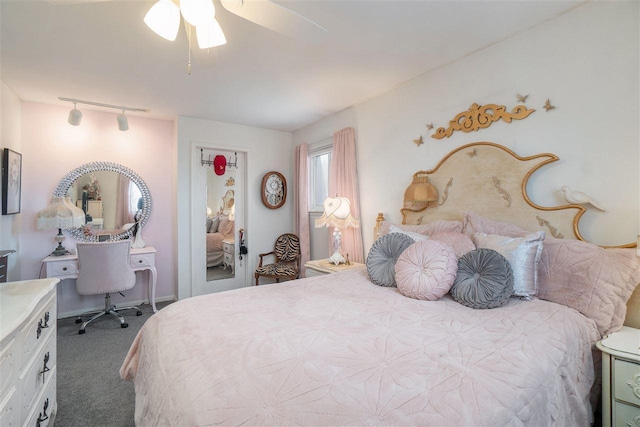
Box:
[117, 110, 129, 131]
[68, 102, 83, 126]
[59, 97, 148, 131]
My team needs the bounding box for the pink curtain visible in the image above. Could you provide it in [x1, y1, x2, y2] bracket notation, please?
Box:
[115, 175, 133, 229]
[329, 127, 364, 263]
[294, 144, 310, 276]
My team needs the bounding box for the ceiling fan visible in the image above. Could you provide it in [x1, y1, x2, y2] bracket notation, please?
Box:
[47, 0, 327, 46]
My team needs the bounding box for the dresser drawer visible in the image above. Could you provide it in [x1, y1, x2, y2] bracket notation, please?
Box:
[48, 261, 78, 277]
[0, 337, 17, 399]
[0, 387, 18, 427]
[613, 401, 640, 427]
[615, 359, 640, 406]
[222, 241, 234, 254]
[24, 369, 55, 427]
[19, 295, 56, 371]
[131, 253, 153, 268]
[19, 333, 56, 424]
[224, 252, 234, 264]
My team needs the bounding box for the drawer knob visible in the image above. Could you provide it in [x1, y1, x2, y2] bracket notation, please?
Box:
[37, 321, 42, 339]
[139, 259, 143, 263]
[62, 267, 68, 271]
[36, 398, 49, 427]
[43, 312, 50, 328]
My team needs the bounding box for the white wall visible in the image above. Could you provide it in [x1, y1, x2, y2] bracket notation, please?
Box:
[0, 82, 22, 281]
[176, 116, 293, 299]
[294, 2, 639, 250]
[19, 102, 177, 317]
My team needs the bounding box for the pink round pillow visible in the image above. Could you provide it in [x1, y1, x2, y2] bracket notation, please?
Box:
[395, 240, 458, 301]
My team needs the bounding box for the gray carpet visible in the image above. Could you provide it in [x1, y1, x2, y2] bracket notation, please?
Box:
[56, 300, 172, 427]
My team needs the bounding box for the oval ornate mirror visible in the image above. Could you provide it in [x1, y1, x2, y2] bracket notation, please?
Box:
[53, 162, 152, 242]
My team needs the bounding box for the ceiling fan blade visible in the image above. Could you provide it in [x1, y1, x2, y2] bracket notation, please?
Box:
[46, 0, 114, 4]
[220, 0, 326, 43]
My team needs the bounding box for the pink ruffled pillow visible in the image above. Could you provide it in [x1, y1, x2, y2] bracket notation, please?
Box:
[430, 232, 475, 258]
[395, 240, 458, 301]
[537, 237, 640, 336]
[379, 220, 463, 238]
[463, 211, 529, 238]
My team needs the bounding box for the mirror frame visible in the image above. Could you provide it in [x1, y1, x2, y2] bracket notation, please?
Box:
[53, 161, 152, 242]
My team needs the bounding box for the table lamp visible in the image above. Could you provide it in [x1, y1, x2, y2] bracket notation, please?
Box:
[315, 196, 360, 265]
[37, 196, 86, 256]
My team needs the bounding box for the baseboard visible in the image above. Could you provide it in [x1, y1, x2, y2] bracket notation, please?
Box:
[57, 295, 176, 319]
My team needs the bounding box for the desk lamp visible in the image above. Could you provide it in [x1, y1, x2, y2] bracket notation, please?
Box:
[37, 197, 86, 256]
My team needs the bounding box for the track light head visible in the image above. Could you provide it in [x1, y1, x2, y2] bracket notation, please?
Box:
[68, 103, 83, 126]
[117, 111, 129, 131]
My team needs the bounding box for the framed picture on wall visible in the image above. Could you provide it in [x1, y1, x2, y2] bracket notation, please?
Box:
[2, 148, 22, 215]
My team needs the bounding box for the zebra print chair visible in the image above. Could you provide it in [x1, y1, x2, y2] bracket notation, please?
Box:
[255, 233, 301, 285]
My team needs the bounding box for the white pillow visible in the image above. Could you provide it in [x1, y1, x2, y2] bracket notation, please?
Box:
[388, 224, 429, 242]
[472, 231, 545, 297]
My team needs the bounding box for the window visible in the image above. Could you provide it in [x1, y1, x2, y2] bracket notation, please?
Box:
[309, 143, 332, 212]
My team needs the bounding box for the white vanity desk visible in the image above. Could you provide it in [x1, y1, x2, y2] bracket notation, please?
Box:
[42, 246, 158, 313]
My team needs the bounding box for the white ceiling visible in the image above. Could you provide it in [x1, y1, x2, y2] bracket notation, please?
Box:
[1, 0, 586, 132]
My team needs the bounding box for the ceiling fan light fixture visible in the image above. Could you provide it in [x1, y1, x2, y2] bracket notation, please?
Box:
[144, 0, 181, 41]
[180, 0, 215, 27]
[196, 17, 227, 49]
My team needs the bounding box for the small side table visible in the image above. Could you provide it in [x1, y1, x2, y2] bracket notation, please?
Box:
[596, 326, 640, 427]
[305, 259, 364, 277]
[0, 250, 16, 283]
[222, 239, 235, 273]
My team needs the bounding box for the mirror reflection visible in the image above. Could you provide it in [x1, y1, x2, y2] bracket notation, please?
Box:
[53, 161, 152, 242]
[66, 171, 143, 236]
[206, 167, 236, 281]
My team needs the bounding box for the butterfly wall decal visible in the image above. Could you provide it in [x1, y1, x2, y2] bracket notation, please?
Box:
[413, 135, 424, 147]
[516, 93, 529, 103]
[544, 99, 555, 111]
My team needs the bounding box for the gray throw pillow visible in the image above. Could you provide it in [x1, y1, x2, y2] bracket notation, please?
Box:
[450, 248, 514, 309]
[366, 232, 415, 287]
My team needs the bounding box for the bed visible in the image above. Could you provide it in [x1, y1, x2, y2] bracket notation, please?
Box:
[121, 142, 640, 426]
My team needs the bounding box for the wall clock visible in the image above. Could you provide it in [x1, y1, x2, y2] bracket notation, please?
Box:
[261, 171, 286, 209]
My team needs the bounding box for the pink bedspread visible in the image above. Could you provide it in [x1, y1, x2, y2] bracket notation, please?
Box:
[121, 268, 599, 426]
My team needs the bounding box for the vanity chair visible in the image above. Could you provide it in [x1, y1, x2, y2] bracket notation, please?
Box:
[75, 240, 142, 334]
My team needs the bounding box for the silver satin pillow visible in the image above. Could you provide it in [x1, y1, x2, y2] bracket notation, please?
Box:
[472, 231, 545, 297]
[366, 232, 415, 287]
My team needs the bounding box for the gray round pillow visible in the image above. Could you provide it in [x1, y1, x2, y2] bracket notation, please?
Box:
[366, 232, 415, 287]
[450, 248, 514, 309]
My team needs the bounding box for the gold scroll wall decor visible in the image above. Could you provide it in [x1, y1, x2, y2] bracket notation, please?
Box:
[431, 103, 535, 140]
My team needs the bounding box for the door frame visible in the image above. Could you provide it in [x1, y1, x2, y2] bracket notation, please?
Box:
[189, 140, 250, 296]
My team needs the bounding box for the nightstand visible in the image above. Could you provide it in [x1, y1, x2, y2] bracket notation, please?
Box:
[596, 326, 640, 427]
[222, 239, 235, 273]
[304, 259, 364, 277]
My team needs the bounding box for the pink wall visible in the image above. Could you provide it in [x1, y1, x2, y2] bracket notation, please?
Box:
[20, 102, 176, 317]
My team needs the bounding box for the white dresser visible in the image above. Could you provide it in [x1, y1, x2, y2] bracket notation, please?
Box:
[0, 278, 60, 427]
[597, 326, 640, 427]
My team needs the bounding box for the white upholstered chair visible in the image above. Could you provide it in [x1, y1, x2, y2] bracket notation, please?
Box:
[75, 240, 142, 334]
